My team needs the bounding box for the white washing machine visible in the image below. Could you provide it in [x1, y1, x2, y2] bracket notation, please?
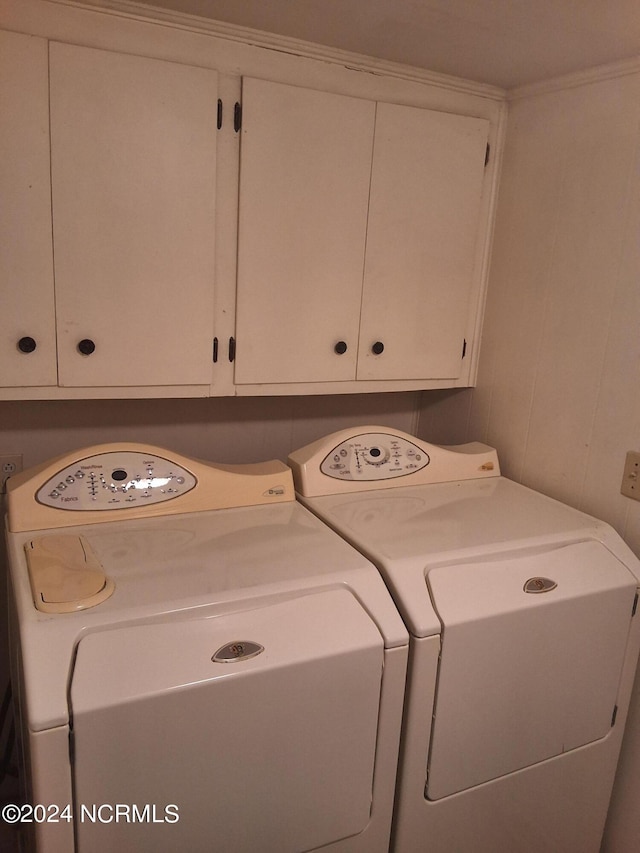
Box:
[4, 444, 409, 853]
[288, 426, 640, 853]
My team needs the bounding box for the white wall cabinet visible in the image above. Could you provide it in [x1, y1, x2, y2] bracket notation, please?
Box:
[234, 78, 490, 389]
[0, 2, 503, 399]
[359, 102, 489, 381]
[1, 33, 218, 391]
[234, 78, 375, 385]
[0, 31, 57, 388]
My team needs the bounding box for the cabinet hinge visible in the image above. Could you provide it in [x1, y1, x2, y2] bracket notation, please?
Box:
[611, 705, 619, 727]
[485, 143, 490, 167]
[234, 102, 242, 133]
[217, 99, 223, 130]
[633, 592, 638, 617]
[228, 337, 236, 362]
[213, 337, 219, 363]
[462, 338, 467, 359]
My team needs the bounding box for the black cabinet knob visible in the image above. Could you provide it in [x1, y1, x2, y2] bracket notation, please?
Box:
[334, 341, 348, 355]
[77, 339, 96, 356]
[371, 341, 385, 355]
[17, 336, 37, 354]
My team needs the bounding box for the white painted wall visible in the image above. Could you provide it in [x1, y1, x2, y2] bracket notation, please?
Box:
[419, 64, 640, 852]
[0, 394, 419, 471]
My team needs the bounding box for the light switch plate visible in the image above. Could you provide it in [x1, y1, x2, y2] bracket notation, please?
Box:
[621, 451, 640, 500]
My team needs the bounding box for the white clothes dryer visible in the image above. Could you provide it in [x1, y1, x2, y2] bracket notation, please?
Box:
[288, 426, 640, 853]
[4, 444, 408, 853]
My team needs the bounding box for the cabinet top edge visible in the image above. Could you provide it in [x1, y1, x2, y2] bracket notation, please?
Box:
[2, 0, 507, 103]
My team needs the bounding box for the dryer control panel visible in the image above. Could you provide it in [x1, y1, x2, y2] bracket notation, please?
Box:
[320, 433, 430, 481]
[36, 451, 197, 510]
[289, 426, 500, 497]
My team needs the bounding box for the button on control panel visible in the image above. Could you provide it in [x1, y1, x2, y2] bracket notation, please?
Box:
[36, 451, 197, 510]
[320, 433, 430, 481]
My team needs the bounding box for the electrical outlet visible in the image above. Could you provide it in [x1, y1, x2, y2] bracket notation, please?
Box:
[1, 454, 23, 494]
[621, 451, 640, 500]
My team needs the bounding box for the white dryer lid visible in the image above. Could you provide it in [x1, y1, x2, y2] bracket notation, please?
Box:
[300, 476, 640, 636]
[426, 539, 637, 799]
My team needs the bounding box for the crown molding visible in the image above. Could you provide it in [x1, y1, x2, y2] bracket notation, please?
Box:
[509, 54, 640, 100]
[43, 0, 505, 101]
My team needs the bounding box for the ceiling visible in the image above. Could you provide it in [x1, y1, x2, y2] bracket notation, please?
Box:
[121, 0, 640, 90]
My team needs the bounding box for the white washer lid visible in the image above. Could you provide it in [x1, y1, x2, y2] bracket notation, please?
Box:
[70, 589, 383, 853]
[426, 540, 637, 799]
[9, 500, 407, 733]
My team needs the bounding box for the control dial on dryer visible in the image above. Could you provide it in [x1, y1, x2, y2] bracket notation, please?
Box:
[362, 446, 390, 466]
[320, 433, 430, 481]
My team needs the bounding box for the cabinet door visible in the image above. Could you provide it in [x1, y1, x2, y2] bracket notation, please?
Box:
[235, 78, 375, 384]
[357, 103, 489, 380]
[49, 43, 217, 387]
[0, 30, 57, 387]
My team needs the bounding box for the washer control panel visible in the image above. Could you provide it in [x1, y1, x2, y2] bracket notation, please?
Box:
[36, 451, 197, 511]
[320, 433, 430, 481]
